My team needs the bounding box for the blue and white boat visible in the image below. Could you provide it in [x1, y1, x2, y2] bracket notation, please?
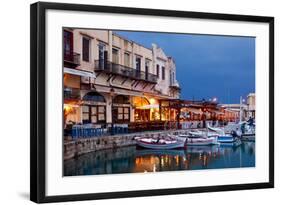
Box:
[207, 123, 242, 146]
[217, 135, 236, 143]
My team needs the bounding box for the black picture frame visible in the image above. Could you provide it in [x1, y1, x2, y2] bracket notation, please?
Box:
[30, 1, 274, 203]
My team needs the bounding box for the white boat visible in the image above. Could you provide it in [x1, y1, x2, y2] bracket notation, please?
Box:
[178, 135, 217, 146]
[189, 130, 218, 138]
[136, 137, 185, 150]
[185, 137, 216, 146]
[207, 123, 242, 144]
[207, 123, 226, 135]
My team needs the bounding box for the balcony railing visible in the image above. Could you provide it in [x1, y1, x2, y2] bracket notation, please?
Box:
[94, 60, 157, 83]
[64, 52, 80, 67]
[64, 87, 81, 100]
[169, 81, 181, 90]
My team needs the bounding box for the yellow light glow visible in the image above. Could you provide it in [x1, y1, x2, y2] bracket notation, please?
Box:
[149, 98, 156, 104]
[64, 104, 72, 113]
[64, 104, 77, 115]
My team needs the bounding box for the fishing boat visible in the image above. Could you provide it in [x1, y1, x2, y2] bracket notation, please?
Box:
[206, 123, 242, 144]
[185, 136, 216, 146]
[189, 130, 218, 137]
[136, 137, 185, 150]
[177, 135, 217, 146]
[207, 123, 225, 135]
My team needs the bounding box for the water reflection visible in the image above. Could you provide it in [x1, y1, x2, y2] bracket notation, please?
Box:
[64, 142, 255, 176]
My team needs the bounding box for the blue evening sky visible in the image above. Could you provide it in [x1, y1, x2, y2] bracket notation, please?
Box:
[116, 31, 255, 104]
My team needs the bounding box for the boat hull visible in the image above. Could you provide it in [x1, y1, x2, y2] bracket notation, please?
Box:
[136, 140, 185, 150]
[178, 135, 218, 146]
[217, 135, 236, 143]
[185, 140, 214, 146]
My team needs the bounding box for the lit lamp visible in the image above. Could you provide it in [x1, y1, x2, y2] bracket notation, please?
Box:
[64, 104, 74, 125]
[149, 98, 156, 105]
[64, 104, 73, 115]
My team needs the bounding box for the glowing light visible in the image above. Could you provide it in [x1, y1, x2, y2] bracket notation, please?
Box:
[149, 98, 156, 104]
[64, 104, 73, 115]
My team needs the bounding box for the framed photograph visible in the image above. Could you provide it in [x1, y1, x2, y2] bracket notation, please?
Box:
[30, 2, 274, 203]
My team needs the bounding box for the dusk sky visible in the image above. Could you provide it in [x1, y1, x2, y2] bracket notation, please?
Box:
[116, 31, 255, 104]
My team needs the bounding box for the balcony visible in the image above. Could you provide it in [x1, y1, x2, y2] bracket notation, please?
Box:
[64, 52, 80, 68]
[64, 87, 81, 100]
[94, 60, 157, 84]
[169, 81, 181, 90]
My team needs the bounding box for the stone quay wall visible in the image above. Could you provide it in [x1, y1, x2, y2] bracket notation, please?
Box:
[64, 129, 196, 160]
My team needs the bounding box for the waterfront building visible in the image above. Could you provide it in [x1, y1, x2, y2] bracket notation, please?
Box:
[63, 28, 181, 129]
[220, 93, 256, 122]
[63, 28, 247, 136]
[219, 104, 247, 122]
[246, 93, 255, 119]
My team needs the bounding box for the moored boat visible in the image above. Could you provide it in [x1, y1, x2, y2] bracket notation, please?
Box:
[207, 123, 225, 135]
[136, 137, 185, 150]
[178, 135, 217, 146]
[189, 130, 218, 137]
[185, 136, 215, 146]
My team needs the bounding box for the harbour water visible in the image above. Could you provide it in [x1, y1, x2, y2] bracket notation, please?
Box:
[64, 141, 255, 176]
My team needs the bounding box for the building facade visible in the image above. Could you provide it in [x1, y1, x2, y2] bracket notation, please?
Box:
[220, 93, 256, 122]
[63, 28, 181, 127]
[246, 93, 255, 119]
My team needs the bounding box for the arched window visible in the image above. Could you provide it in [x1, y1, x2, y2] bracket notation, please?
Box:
[83, 92, 105, 102]
[113, 95, 130, 104]
[133, 97, 150, 122]
[132, 96, 150, 107]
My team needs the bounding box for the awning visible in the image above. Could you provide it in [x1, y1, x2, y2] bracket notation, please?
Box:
[136, 104, 159, 109]
[183, 108, 203, 115]
[64, 67, 96, 78]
